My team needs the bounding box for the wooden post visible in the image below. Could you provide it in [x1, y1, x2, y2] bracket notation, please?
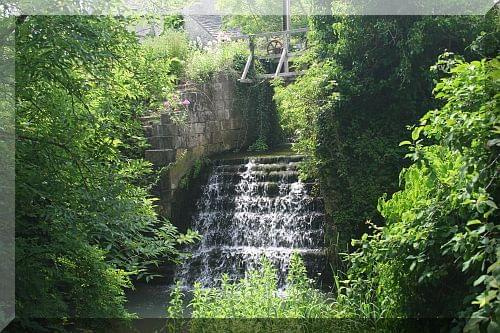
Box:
[283, 0, 291, 73]
[240, 36, 254, 81]
[275, 47, 287, 77]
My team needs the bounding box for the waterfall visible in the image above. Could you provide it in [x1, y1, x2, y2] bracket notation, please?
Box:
[177, 155, 326, 287]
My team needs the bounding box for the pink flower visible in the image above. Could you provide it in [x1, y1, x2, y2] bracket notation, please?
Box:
[163, 100, 170, 108]
[181, 99, 191, 106]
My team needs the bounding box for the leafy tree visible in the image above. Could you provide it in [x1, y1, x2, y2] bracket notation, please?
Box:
[15, 15, 197, 320]
[337, 56, 499, 330]
[274, 13, 498, 251]
[216, 0, 309, 34]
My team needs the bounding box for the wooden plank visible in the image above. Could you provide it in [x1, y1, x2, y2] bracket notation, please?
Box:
[230, 28, 308, 40]
[252, 28, 308, 38]
[257, 52, 304, 60]
[274, 47, 287, 77]
[258, 71, 306, 79]
[240, 54, 253, 81]
[239, 70, 307, 83]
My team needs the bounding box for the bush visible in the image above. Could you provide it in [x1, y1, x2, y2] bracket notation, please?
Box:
[184, 40, 248, 82]
[273, 61, 339, 179]
[141, 29, 191, 78]
[15, 16, 198, 321]
[167, 254, 340, 332]
[337, 56, 499, 331]
[274, 14, 497, 251]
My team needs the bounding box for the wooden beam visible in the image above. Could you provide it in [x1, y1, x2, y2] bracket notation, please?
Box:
[284, 0, 291, 73]
[258, 71, 307, 79]
[240, 53, 253, 81]
[257, 52, 304, 60]
[230, 28, 308, 40]
[275, 47, 287, 77]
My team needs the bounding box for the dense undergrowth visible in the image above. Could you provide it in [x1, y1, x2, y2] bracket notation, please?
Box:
[168, 254, 334, 319]
[166, 254, 356, 332]
[272, 9, 499, 331]
[335, 56, 499, 331]
[15, 16, 201, 322]
[13, 14, 281, 325]
[163, 57, 498, 331]
[142, 23, 281, 150]
[10, 6, 499, 331]
[274, 14, 499, 249]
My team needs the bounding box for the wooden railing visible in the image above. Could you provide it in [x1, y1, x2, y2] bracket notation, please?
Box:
[234, 28, 309, 82]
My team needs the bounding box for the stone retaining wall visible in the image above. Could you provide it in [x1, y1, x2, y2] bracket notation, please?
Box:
[142, 74, 247, 218]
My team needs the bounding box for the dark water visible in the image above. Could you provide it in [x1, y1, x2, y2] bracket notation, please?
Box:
[126, 283, 171, 318]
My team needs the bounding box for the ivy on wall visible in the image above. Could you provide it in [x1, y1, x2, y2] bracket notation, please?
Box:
[233, 57, 283, 152]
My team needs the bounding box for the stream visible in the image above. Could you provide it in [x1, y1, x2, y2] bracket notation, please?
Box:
[126, 152, 326, 317]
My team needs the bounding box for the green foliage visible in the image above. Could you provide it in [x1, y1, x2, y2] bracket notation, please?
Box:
[178, 157, 211, 189]
[338, 57, 499, 330]
[184, 41, 248, 83]
[221, 15, 308, 35]
[247, 136, 269, 152]
[167, 281, 184, 318]
[167, 254, 338, 332]
[273, 61, 339, 179]
[274, 14, 498, 250]
[216, 0, 308, 34]
[163, 15, 184, 31]
[15, 15, 198, 320]
[235, 79, 283, 152]
[134, 26, 248, 86]
[141, 29, 190, 80]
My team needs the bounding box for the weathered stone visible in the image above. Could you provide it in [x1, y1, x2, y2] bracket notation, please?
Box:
[207, 120, 218, 130]
[143, 125, 153, 138]
[155, 124, 178, 136]
[230, 118, 242, 130]
[193, 122, 205, 134]
[224, 129, 243, 145]
[145, 149, 176, 166]
[160, 113, 172, 124]
[210, 131, 222, 144]
[143, 75, 253, 220]
[221, 119, 232, 131]
[149, 136, 176, 149]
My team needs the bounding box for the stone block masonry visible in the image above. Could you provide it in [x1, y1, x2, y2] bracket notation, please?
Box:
[142, 73, 248, 219]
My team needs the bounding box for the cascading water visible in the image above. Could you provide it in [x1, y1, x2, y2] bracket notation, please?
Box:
[177, 154, 326, 287]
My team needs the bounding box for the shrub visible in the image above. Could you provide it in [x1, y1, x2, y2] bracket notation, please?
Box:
[15, 16, 198, 321]
[184, 40, 248, 82]
[274, 14, 497, 252]
[137, 29, 191, 114]
[337, 56, 499, 331]
[166, 254, 342, 331]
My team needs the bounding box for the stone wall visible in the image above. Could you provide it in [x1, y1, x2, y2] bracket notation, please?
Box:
[142, 74, 247, 219]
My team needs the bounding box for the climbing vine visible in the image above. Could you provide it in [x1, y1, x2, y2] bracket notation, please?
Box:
[233, 53, 283, 152]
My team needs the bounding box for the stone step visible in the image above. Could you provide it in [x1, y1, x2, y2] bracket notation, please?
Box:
[152, 123, 179, 137]
[207, 181, 317, 197]
[148, 136, 175, 150]
[144, 149, 176, 166]
[195, 229, 326, 248]
[215, 170, 301, 184]
[201, 195, 324, 212]
[195, 211, 325, 230]
[215, 162, 301, 173]
[180, 247, 327, 286]
[216, 155, 305, 166]
[139, 115, 160, 124]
